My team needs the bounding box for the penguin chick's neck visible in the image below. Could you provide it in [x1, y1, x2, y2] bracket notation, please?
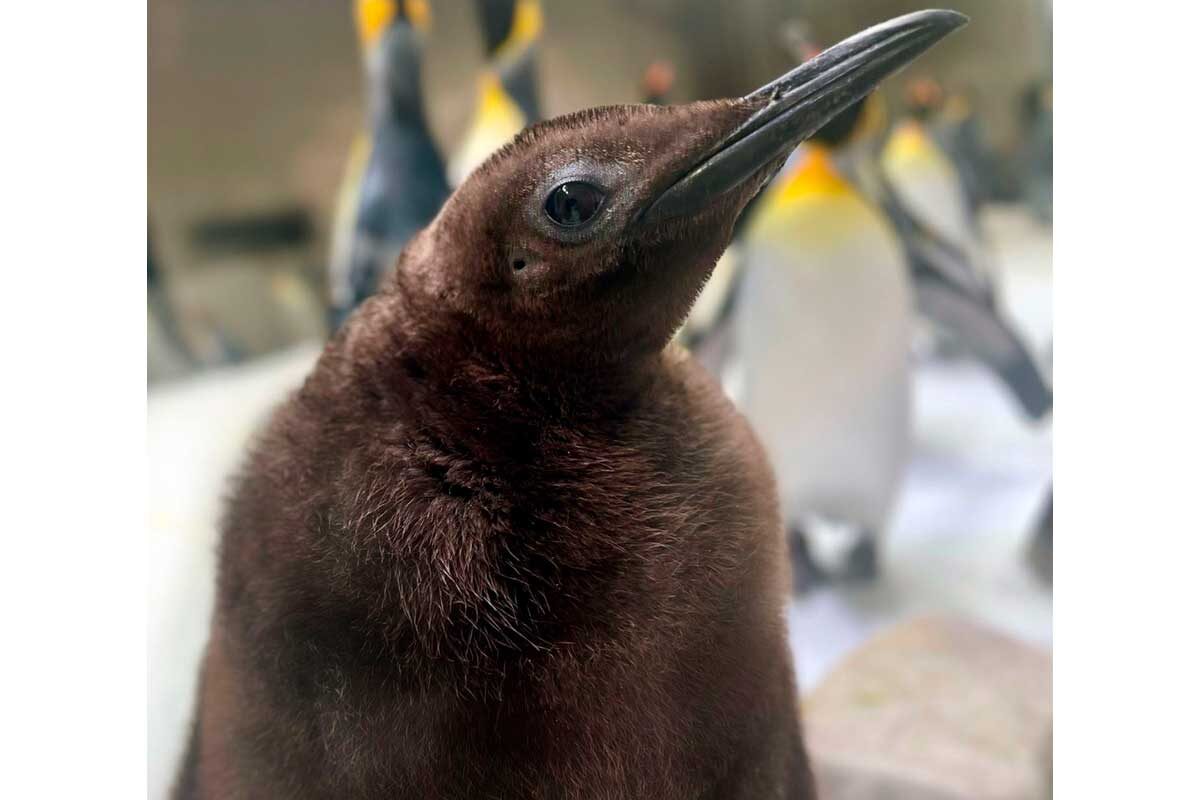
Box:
[335, 280, 658, 462]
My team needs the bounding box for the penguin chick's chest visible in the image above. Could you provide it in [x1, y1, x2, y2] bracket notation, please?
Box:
[206, 350, 795, 797]
[312, 358, 782, 660]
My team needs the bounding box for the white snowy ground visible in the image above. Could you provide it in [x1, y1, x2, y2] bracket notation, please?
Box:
[147, 205, 1051, 797]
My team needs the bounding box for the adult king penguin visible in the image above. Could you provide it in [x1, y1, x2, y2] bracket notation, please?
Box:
[175, 12, 965, 799]
[686, 26, 1048, 582]
[806, 72, 1049, 419]
[935, 85, 992, 218]
[447, 0, 545, 185]
[328, 0, 450, 328]
[731, 101, 914, 584]
[880, 78, 996, 304]
[871, 81, 1052, 419]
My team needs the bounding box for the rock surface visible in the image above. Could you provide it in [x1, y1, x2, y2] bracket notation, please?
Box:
[803, 615, 1051, 800]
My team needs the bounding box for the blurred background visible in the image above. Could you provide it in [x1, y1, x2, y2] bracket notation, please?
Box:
[149, 1, 1052, 797]
[148, 0, 1049, 370]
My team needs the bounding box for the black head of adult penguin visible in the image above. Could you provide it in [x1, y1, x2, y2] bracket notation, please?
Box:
[358, 10, 967, 384]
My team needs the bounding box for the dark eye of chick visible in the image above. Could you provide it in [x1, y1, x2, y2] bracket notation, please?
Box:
[544, 182, 605, 227]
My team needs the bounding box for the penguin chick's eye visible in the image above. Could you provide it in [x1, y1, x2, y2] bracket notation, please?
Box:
[544, 181, 606, 228]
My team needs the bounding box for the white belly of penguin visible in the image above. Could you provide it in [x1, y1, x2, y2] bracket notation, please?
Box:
[732, 199, 913, 534]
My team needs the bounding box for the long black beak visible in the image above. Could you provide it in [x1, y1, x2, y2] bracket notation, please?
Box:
[640, 9, 967, 224]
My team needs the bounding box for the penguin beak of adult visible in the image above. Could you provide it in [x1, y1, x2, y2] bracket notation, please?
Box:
[639, 9, 967, 225]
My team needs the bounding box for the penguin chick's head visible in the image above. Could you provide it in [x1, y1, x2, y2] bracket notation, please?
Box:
[386, 10, 966, 369]
[412, 101, 763, 364]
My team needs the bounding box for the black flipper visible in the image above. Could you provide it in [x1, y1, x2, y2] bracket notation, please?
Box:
[873, 167, 996, 307]
[913, 277, 1052, 420]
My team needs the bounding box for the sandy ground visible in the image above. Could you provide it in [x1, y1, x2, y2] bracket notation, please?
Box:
[147, 205, 1051, 797]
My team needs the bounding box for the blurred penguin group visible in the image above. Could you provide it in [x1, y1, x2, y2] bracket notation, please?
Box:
[682, 27, 1052, 586]
[322, 0, 1053, 589]
[327, 0, 545, 325]
[151, 0, 1053, 589]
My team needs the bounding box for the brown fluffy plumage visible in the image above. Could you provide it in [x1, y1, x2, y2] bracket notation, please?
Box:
[176, 99, 814, 799]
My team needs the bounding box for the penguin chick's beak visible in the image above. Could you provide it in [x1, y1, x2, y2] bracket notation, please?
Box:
[639, 9, 967, 225]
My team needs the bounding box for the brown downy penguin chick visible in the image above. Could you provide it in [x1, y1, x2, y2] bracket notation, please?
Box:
[175, 11, 965, 799]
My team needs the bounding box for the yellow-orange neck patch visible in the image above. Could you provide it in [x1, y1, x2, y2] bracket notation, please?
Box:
[495, 0, 543, 59]
[883, 120, 934, 165]
[480, 73, 510, 115]
[356, 0, 430, 49]
[773, 145, 853, 205]
[476, 71, 526, 129]
[403, 0, 431, 34]
[356, 0, 397, 49]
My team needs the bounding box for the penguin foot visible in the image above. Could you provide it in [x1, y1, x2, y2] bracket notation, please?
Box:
[787, 529, 828, 595]
[843, 537, 879, 582]
[794, 514, 881, 584]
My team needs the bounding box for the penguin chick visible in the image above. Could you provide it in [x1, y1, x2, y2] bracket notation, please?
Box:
[176, 11, 965, 799]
